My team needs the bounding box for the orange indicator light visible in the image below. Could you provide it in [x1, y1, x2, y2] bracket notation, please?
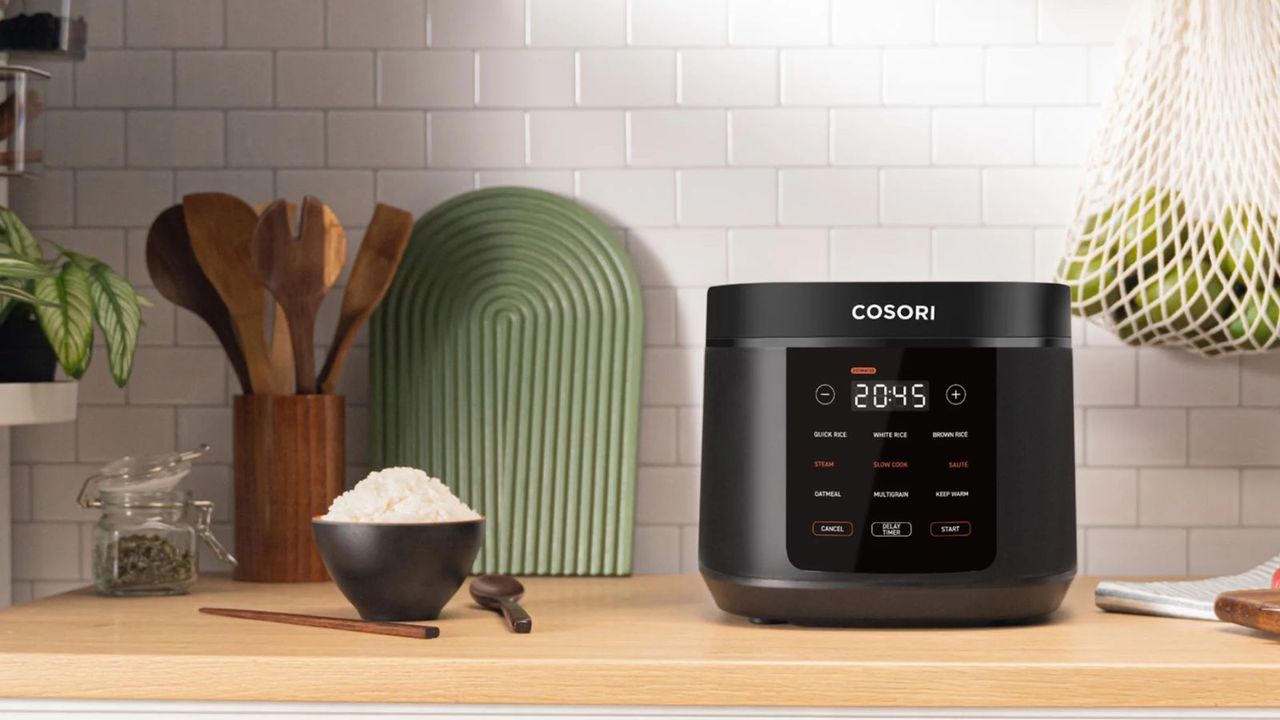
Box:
[850, 366, 877, 375]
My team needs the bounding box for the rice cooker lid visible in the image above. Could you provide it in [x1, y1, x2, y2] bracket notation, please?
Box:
[706, 282, 1070, 340]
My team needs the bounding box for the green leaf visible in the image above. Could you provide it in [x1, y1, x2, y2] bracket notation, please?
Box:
[33, 261, 94, 379]
[84, 261, 141, 387]
[0, 207, 44, 262]
[0, 253, 51, 280]
[0, 282, 50, 306]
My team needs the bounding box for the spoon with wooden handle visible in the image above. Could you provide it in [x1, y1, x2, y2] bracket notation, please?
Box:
[181, 193, 278, 395]
[145, 205, 252, 394]
[317, 204, 413, 394]
[469, 574, 533, 633]
[252, 197, 345, 394]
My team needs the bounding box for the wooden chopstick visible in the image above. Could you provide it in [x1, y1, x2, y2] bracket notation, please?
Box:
[199, 607, 440, 639]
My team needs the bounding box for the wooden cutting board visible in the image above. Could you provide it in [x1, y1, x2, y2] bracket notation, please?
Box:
[1215, 589, 1280, 635]
[370, 188, 643, 576]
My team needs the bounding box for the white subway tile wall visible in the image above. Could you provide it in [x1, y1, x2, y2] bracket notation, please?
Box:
[7, 0, 1275, 603]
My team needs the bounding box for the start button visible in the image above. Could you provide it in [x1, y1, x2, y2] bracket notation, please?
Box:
[812, 521, 854, 537]
[930, 521, 972, 537]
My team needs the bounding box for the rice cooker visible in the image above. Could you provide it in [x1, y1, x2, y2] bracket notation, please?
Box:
[698, 282, 1076, 625]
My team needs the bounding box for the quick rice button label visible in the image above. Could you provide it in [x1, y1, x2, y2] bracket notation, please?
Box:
[812, 521, 854, 537]
[930, 521, 972, 537]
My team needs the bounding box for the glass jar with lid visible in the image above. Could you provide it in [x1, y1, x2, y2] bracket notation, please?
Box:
[78, 445, 236, 597]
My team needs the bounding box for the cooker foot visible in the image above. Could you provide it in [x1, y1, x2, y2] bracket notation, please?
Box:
[749, 617, 786, 625]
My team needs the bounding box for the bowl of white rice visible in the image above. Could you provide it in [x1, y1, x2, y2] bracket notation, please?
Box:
[313, 467, 484, 621]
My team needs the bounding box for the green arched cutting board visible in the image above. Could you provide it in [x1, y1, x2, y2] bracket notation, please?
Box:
[371, 188, 644, 575]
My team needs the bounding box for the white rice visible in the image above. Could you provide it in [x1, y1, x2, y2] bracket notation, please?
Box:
[321, 467, 480, 523]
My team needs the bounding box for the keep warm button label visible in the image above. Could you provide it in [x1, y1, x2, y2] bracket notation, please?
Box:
[812, 521, 854, 537]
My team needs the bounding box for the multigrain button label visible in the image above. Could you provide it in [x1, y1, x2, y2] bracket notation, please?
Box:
[930, 521, 972, 537]
[812, 521, 854, 537]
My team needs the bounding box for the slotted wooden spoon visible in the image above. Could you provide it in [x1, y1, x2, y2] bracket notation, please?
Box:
[145, 204, 252, 393]
[182, 193, 279, 395]
[317, 204, 413, 394]
[253, 197, 346, 394]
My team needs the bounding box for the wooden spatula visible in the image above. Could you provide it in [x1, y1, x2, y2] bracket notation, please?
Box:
[252, 197, 346, 394]
[254, 202, 299, 396]
[1215, 589, 1280, 635]
[317, 204, 413, 395]
[182, 193, 279, 395]
[145, 205, 252, 394]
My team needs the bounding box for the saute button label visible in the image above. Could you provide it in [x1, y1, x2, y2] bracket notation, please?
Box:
[930, 521, 972, 537]
[871, 521, 912, 538]
[812, 521, 854, 537]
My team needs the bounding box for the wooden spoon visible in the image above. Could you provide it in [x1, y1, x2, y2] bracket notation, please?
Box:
[180, 193, 279, 395]
[252, 197, 346, 394]
[317, 204, 413, 394]
[145, 205, 252, 394]
[469, 574, 533, 633]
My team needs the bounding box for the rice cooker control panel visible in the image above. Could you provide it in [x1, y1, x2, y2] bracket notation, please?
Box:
[786, 347, 997, 573]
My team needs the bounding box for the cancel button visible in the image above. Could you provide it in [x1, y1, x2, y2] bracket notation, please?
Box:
[812, 521, 854, 537]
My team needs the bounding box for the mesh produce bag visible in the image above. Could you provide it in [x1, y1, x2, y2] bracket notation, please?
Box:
[1056, 0, 1280, 355]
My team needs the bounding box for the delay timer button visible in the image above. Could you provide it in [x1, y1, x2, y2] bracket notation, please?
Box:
[814, 384, 836, 405]
[871, 521, 912, 538]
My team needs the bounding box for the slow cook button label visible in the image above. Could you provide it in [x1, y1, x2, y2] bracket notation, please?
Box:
[871, 521, 912, 538]
[812, 521, 854, 537]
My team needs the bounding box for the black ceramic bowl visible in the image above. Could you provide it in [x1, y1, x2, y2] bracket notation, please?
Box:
[312, 517, 485, 621]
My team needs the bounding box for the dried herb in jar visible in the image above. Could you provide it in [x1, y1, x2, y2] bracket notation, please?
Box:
[100, 534, 194, 589]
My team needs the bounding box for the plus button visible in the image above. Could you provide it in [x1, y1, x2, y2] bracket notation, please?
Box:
[945, 384, 966, 406]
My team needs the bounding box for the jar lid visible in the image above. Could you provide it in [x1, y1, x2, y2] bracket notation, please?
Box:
[77, 445, 208, 508]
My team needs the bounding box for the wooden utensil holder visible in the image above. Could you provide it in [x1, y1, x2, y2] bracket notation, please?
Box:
[233, 394, 344, 582]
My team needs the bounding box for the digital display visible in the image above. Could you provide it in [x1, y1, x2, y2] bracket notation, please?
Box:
[851, 381, 929, 411]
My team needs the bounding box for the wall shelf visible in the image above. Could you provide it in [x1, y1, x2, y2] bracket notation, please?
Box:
[0, 381, 76, 426]
[0, 381, 77, 609]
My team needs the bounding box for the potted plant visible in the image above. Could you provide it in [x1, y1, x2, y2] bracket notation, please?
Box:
[0, 207, 144, 385]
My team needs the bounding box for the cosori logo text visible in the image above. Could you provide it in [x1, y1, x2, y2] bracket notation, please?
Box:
[851, 304, 936, 321]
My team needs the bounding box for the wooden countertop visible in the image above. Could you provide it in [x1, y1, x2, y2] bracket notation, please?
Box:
[0, 575, 1277, 708]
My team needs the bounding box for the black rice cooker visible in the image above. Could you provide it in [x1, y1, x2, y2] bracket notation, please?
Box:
[699, 282, 1076, 625]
